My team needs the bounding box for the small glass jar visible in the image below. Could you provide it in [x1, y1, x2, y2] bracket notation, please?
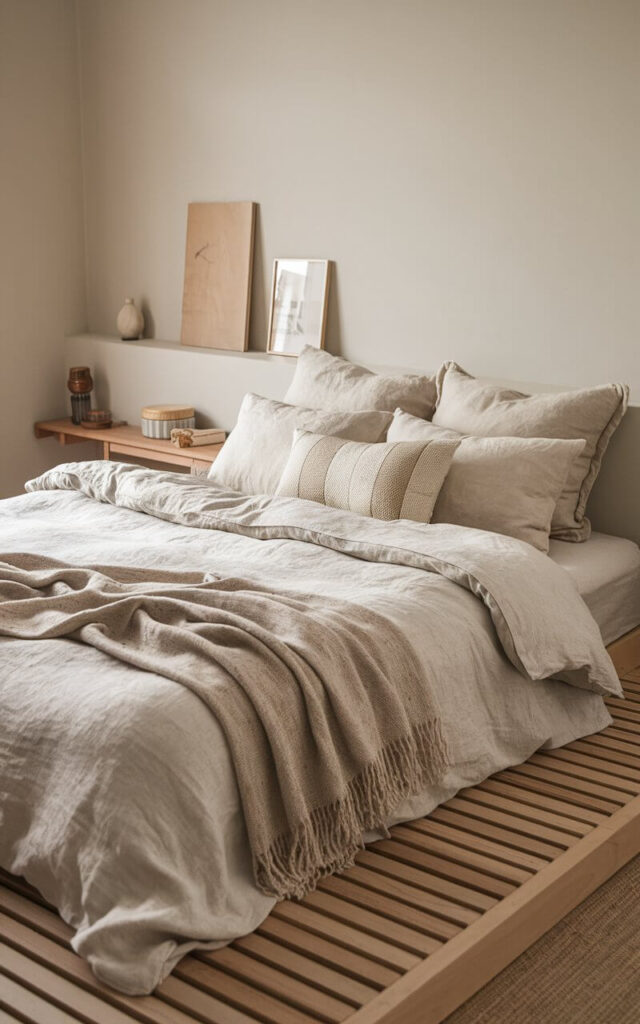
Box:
[67, 366, 93, 424]
[70, 392, 91, 425]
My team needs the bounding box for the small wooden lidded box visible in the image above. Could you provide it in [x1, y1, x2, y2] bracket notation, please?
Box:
[140, 405, 196, 439]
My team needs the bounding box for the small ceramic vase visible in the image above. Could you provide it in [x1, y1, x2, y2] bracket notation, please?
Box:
[117, 298, 144, 340]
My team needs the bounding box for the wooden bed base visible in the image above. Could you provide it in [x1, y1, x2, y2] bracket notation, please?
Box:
[1, 625, 639, 1024]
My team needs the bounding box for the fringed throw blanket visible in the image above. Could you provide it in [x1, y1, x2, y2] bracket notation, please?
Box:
[0, 553, 448, 899]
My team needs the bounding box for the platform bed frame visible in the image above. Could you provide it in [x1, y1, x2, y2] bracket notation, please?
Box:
[1, 625, 639, 1024]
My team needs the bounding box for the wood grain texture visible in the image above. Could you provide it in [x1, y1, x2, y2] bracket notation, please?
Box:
[34, 418, 224, 471]
[608, 626, 640, 677]
[0, 625, 638, 1024]
[180, 202, 256, 351]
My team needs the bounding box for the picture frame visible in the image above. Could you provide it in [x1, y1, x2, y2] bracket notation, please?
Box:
[267, 259, 331, 356]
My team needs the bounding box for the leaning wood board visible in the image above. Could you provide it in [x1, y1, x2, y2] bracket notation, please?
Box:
[181, 201, 256, 351]
[1, 626, 639, 1024]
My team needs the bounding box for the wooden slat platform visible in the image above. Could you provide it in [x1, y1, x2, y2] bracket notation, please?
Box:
[1, 627, 639, 1024]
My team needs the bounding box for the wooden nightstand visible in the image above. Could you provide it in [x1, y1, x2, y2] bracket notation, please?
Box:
[34, 418, 224, 475]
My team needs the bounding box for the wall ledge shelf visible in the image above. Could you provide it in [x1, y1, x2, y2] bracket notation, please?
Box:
[63, 331, 298, 437]
[66, 333, 281, 362]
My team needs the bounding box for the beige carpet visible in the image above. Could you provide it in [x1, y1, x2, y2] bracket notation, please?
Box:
[445, 854, 640, 1024]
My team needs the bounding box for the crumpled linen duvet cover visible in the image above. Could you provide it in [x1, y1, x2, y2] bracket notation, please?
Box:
[0, 461, 620, 995]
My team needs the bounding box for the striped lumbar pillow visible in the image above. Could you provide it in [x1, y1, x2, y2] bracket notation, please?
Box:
[276, 430, 460, 523]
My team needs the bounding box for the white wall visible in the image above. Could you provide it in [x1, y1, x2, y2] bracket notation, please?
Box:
[76, 0, 639, 394]
[0, 0, 87, 498]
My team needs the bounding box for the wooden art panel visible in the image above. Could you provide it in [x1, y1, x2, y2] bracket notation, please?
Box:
[181, 201, 256, 351]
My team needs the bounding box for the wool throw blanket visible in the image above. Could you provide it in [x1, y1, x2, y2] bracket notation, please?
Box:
[0, 553, 448, 899]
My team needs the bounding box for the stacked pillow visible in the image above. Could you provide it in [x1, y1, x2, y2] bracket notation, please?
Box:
[209, 348, 628, 547]
[277, 429, 460, 524]
[388, 410, 584, 551]
[284, 345, 437, 419]
[433, 363, 628, 542]
[209, 349, 439, 497]
[208, 393, 392, 496]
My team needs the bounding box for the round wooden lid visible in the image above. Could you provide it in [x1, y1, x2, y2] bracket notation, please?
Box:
[141, 404, 195, 421]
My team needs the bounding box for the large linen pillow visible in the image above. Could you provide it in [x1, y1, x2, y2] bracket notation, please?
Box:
[276, 429, 460, 523]
[389, 409, 585, 552]
[284, 345, 437, 419]
[433, 362, 628, 542]
[208, 393, 392, 495]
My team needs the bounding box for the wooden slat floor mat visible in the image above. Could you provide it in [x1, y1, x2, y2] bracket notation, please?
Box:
[1, 630, 639, 1024]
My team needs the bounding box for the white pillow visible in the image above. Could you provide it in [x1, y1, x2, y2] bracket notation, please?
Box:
[389, 409, 585, 552]
[277, 429, 460, 523]
[208, 393, 392, 495]
[284, 346, 437, 419]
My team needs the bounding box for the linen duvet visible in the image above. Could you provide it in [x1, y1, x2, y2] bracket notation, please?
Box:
[0, 462, 620, 995]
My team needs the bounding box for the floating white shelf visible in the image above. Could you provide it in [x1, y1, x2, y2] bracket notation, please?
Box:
[66, 333, 282, 362]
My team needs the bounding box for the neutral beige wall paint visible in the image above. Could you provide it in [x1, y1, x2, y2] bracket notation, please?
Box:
[0, 0, 87, 497]
[76, 0, 639, 393]
[4, 2, 634, 530]
[71, 0, 638, 540]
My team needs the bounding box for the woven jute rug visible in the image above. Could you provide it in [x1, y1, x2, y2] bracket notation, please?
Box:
[445, 854, 640, 1024]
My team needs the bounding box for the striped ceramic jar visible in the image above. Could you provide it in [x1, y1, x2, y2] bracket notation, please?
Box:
[140, 405, 196, 439]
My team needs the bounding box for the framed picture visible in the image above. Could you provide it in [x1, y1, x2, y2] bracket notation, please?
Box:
[267, 259, 331, 356]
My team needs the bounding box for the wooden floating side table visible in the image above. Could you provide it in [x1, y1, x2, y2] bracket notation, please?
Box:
[34, 418, 224, 475]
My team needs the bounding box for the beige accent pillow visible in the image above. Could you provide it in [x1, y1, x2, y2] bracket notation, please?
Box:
[284, 345, 437, 419]
[208, 393, 392, 496]
[389, 409, 586, 552]
[276, 429, 460, 523]
[433, 362, 629, 542]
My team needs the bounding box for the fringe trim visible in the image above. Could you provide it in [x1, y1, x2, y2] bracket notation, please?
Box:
[254, 717, 449, 900]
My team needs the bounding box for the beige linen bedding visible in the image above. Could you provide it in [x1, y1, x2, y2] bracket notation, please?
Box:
[549, 532, 640, 645]
[0, 554, 447, 900]
[276, 429, 460, 523]
[388, 408, 585, 550]
[433, 362, 629, 542]
[207, 392, 392, 495]
[284, 344, 437, 419]
[0, 461, 620, 995]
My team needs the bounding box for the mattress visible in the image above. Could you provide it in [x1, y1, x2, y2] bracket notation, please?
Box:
[549, 531, 640, 645]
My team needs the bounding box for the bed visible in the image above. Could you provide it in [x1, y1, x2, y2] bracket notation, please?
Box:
[548, 532, 640, 646]
[0, 455, 637, 1011]
[1, 352, 638, 1022]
